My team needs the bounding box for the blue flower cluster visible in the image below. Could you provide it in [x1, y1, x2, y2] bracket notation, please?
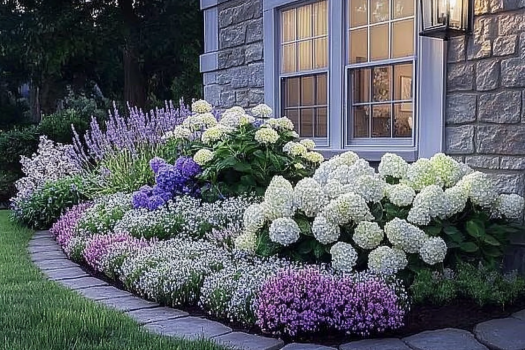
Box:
[132, 156, 202, 210]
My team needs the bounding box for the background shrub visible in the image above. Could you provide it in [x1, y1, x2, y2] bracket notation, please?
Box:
[0, 125, 39, 172]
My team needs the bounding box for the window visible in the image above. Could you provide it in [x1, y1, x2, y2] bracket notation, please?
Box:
[264, 0, 446, 160]
[346, 0, 416, 145]
[279, 1, 329, 144]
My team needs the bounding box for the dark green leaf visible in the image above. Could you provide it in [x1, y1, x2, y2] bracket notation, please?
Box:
[460, 242, 479, 253]
[482, 234, 501, 246]
[466, 220, 484, 239]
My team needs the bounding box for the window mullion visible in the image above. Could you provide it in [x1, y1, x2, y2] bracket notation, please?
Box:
[328, 0, 344, 150]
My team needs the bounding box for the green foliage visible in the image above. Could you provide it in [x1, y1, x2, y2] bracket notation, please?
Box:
[0, 125, 39, 172]
[38, 109, 90, 144]
[0, 170, 19, 202]
[12, 175, 87, 229]
[410, 263, 525, 308]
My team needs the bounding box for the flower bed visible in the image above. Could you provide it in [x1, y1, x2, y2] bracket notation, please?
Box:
[14, 100, 525, 344]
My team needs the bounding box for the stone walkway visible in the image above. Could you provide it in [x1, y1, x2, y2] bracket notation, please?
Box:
[29, 230, 525, 350]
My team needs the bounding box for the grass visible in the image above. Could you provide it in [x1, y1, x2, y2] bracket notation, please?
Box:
[0, 210, 227, 350]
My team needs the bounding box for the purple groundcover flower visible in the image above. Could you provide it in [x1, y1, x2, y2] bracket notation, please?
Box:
[50, 202, 93, 249]
[83, 232, 134, 272]
[255, 268, 406, 337]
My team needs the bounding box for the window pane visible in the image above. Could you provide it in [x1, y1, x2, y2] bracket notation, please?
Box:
[301, 75, 315, 106]
[370, 24, 389, 61]
[372, 66, 391, 102]
[349, 0, 368, 28]
[300, 109, 314, 137]
[393, 0, 414, 19]
[284, 77, 300, 107]
[349, 28, 368, 64]
[297, 4, 312, 39]
[353, 105, 370, 138]
[282, 43, 296, 73]
[316, 108, 328, 137]
[314, 37, 328, 69]
[298, 40, 313, 71]
[353, 68, 371, 103]
[313, 1, 328, 36]
[286, 109, 300, 131]
[371, 104, 391, 137]
[370, 0, 389, 24]
[393, 102, 413, 137]
[317, 74, 327, 105]
[392, 19, 414, 58]
[282, 9, 296, 42]
[394, 64, 413, 101]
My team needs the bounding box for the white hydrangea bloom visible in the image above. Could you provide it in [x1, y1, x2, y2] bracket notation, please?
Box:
[323, 179, 345, 199]
[283, 142, 307, 157]
[339, 151, 360, 166]
[352, 174, 386, 203]
[234, 232, 258, 253]
[300, 139, 316, 150]
[293, 178, 328, 217]
[312, 215, 340, 244]
[219, 109, 244, 128]
[495, 193, 525, 219]
[193, 149, 214, 166]
[239, 114, 255, 125]
[200, 113, 218, 127]
[429, 153, 463, 188]
[378, 153, 409, 179]
[243, 203, 266, 233]
[269, 217, 301, 246]
[384, 217, 428, 253]
[163, 125, 192, 140]
[294, 163, 305, 170]
[313, 161, 334, 186]
[419, 237, 447, 265]
[407, 206, 431, 226]
[443, 184, 469, 217]
[322, 192, 374, 225]
[251, 104, 273, 118]
[201, 126, 225, 144]
[387, 184, 416, 207]
[266, 117, 294, 131]
[183, 114, 209, 131]
[405, 158, 444, 191]
[348, 158, 376, 178]
[330, 242, 358, 272]
[461, 171, 498, 208]
[328, 165, 352, 185]
[192, 99, 213, 114]
[254, 128, 279, 144]
[302, 151, 324, 164]
[263, 176, 295, 220]
[412, 185, 449, 219]
[353, 221, 384, 250]
[368, 246, 408, 275]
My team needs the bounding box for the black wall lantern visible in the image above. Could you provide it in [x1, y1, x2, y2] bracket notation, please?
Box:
[420, 0, 473, 39]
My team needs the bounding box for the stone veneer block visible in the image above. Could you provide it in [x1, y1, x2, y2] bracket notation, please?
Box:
[474, 318, 525, 350]
[34, 258, 79, 271]
[31, 250, 68, 261]
[44, 267, 88, 281]
[126, 307, 188, 325]
[144, 316, 231, 340]
[340, 338, 411, 350]
[75, 286, 133, 301]
[214, 332, 284, 350]
[280, 344, 336, 350]
[512, 309, 525, 321]
[57, 276, 108, 290]
[98, 296, 159, 312]
[403, 328, 488, 350]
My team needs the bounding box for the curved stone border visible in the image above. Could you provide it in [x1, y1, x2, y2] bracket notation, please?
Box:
[29, 230, 525, 350]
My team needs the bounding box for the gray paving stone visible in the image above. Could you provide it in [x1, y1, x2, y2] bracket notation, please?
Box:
[340, 338, 411, 350]
[75, 286, 133, 301]
[31, 250, 67, 261]
[474, 318, 525, 350]
[28, 238, 57, 246]
[126, 307, 188, 324]
[281, 344, 336, 350]
[34, 230, 52, 237]
[57, 277, 108, 290]
[144, 316, 231, 340]
[34, 258, 79, 271]
[44, 267, 89, 280]
[214, 332, 284, 350]
[512, 309, 525, 321]
[99, 296, 159, 312]
[403, 328, 488, 350]
[28, 244, 61, 254]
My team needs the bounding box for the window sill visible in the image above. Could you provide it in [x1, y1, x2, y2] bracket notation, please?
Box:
[318, 148, 417, 162]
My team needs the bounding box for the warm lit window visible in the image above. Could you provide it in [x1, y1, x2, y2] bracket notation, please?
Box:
[280, 1, 329, 142]
[346, 0, 416, 144]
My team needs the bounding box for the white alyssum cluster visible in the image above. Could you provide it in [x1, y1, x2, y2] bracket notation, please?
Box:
[293, 178, 328, 217]
[384, 218, 428, 254]
[419, 237, 447, 265]
[192, 99, 213, 114]
[193, 149, 214, 165]
[269, 217, 300, 246]
[368, 246, 408, 275]
[353, 221, 384, 250]
[378, 153, 409, 179]
[322, 192, 374, 225]
[254, 128, 279, 144]
[113, 206, 183, 239]
[312, 215, 340, 244]
[495, 194, 525, 219]
[251, 104, 273, 118]
[386, 184, 415, 207]
[330, 242, 358, 272]
[76, 192, 133, 235]
[262, 176, 295, 220]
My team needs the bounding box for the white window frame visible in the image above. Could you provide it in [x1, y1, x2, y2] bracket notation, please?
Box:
[263, 0, 446, 161]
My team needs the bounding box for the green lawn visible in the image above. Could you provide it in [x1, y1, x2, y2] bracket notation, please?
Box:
[0, 210, 226, 350]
